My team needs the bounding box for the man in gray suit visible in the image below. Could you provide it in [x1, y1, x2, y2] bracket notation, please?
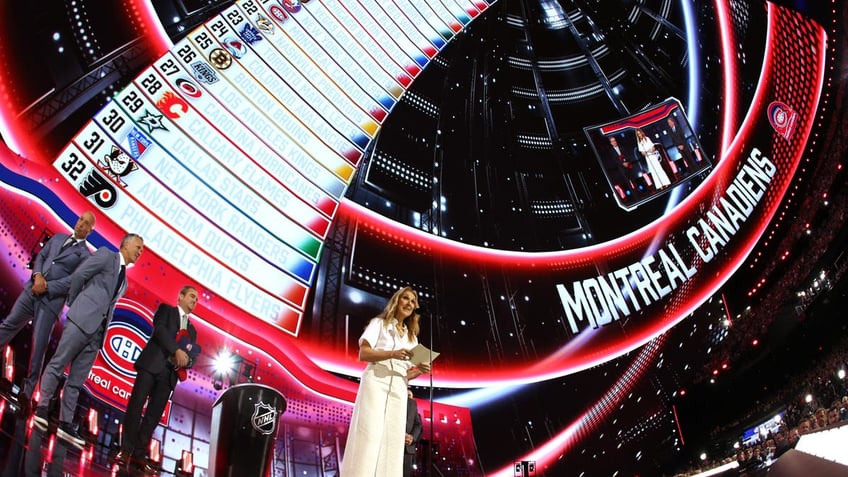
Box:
[33, 233, 144, 449]
[0, 211, 95, 414]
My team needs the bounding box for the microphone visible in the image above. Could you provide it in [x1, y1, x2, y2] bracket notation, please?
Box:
[414, 306, 428, 315]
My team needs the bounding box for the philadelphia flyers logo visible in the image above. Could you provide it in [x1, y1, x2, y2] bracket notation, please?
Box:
[78, 169, 117, 208]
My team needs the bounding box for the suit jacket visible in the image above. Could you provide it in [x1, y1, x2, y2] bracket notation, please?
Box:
[135, 303, 197, 389]
[29, 232, 91, 317]
[66, 246, 125, 335]
[668, 125, 687, 147]
[667, 125, 694, 162]
[405, 397, 423, 454]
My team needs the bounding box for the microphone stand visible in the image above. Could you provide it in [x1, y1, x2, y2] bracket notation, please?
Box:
[428, 314, 434, 477]
[416, 307, 435, 477]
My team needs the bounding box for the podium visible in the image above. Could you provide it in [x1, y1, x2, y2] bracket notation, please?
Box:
[208, 383, 286, 477]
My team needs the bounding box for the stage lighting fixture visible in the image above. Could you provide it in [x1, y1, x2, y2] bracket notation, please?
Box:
[3, 345, 14, 381]
[149, 438, 163, 466]
[86, 408, 99, 438]
[213, 350, 237, 376]
[174, 449, 194, 477]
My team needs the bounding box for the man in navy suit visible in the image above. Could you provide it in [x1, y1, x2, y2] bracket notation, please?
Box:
[666, 116, 693, 172]
[33, 233, 144, 449]
[114, 285, 199, 472]
[0, 211, 95, 413]
[404, 389, 423, 477]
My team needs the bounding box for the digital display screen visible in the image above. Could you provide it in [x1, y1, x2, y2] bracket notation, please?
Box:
[585, 98, 713, 210]
[741, 411, 784, 446]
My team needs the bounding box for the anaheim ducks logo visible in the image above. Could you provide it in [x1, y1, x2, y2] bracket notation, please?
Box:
[99, 145, 138, 186]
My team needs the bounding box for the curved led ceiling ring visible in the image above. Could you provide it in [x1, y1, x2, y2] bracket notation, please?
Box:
[313, 2, 827, 389]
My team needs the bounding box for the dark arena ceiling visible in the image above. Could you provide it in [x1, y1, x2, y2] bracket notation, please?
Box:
[0, 0, 846, 476]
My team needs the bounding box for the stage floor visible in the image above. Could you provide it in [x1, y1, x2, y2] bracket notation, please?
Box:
[0, 396, 174, 477]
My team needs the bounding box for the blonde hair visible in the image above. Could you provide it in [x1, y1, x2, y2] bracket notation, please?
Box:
[378, 286, 421, 342]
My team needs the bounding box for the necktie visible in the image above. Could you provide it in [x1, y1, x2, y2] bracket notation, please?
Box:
[181, 314, 188, 330]
[113, 265, 126, 298]
[59, 237, 76, 253]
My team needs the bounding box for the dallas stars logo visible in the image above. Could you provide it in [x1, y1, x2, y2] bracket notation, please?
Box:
[138, 109, 168, 133]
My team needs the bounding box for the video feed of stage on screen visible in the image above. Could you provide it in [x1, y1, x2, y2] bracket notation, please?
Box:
[585, 98, 712, 211]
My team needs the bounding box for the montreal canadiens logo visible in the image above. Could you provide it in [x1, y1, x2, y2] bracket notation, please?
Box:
[767, 100, 797, 140]
[268, 5, 287, 23]
[101, 322, 148, 377]
[251, 401, 279, 435]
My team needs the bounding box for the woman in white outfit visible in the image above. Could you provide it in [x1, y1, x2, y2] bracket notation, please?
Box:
[635, 128, 672, 189]
[340, 287, 432, 477]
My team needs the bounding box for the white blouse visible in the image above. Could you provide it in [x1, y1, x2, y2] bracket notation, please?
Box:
[359, 317, 417, 368]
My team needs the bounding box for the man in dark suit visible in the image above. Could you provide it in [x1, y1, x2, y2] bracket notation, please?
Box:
[666, 116, 693, 172]
[607, 136, 650, 197]
[0, 211, 95, 414]
[33, 233, 144, 449]
[404, 389, 423, 477]
[114, 285, 199, 472]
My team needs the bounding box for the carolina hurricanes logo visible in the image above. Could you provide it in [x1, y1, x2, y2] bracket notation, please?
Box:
[767, 100, 797, 140]
[251, 401, 279, 435]
[102, 322, 148, 377]
[175, 78, 202, 98]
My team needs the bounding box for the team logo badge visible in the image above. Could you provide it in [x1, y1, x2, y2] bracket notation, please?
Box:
[138, 109, 168, 133]
[222, 37, 248, 59]
[191, 62, 220, 83]
[78, 169, 117, 208]
[251, 401, 279, 435]
[124, 127, 151, 160]
[157, 91, 189, 119]
[239, 24, 262, 44]
[268, 5, 288, 24]
[767, 100, 797, 140]
[99, 145, 138, 186]
[282, 0, 302, 13]
[255, 16, 274, 35]
[175, 77, 203, 98]
[102, 322, 148, 377]
[208, 48, 233, 70]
